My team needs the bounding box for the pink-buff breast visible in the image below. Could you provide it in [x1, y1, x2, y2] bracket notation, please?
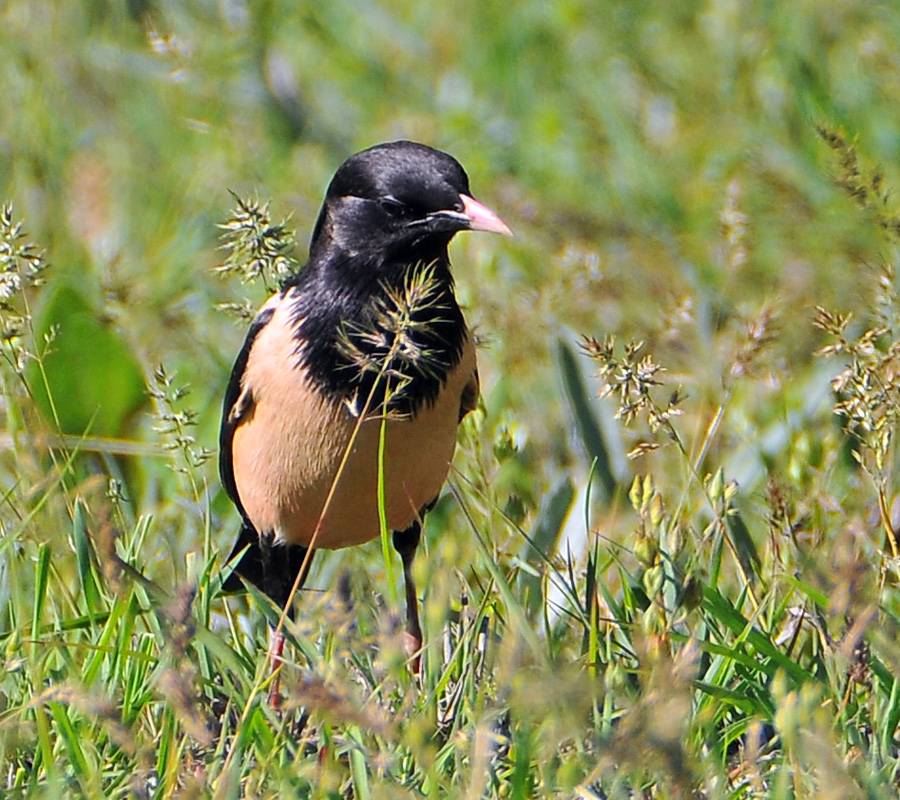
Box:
[230, 293, 477, 550]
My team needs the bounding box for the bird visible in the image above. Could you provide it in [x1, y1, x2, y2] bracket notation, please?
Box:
[218, 140, 511, 677]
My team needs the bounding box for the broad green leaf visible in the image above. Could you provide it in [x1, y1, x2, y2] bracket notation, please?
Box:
[28, 283, 146, 437]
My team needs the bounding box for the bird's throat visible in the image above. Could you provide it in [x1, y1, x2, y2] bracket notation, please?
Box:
[288, 257, 465, 417]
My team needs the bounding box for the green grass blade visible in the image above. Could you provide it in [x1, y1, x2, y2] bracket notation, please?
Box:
[557, 338, 619, 501]
[72, 497, 102, 618]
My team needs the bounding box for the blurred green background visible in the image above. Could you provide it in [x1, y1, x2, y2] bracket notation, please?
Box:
[4, 0, 896, 518]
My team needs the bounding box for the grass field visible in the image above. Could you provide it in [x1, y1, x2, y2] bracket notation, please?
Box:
[4, 1, 900, 797]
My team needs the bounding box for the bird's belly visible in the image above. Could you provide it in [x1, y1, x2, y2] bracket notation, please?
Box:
[232, 345, 473, 550]
[311, 401, 461, 548]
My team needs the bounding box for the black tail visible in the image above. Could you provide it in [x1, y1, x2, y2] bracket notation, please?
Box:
[222, 520, 314, 612]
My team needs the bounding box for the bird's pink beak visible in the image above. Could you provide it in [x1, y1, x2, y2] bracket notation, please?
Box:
[461, 194, 513, 237]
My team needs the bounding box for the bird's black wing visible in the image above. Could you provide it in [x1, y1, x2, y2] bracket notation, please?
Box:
[218, 305, 276, 516]
[218, 302, 314, 606]
[219, 304, 283, 596]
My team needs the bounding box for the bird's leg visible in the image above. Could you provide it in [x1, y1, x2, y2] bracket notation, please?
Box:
[258, 531, 286, 707]
[392, 521, 423, 672]
[259, 534, 313, 708]
[268, 629, 287, 708]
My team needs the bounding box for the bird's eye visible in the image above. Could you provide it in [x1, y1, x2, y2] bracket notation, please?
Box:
[378, 196, 409, 219]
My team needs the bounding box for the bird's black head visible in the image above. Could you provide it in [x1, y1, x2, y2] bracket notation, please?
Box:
[308, 140, 510, 269]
